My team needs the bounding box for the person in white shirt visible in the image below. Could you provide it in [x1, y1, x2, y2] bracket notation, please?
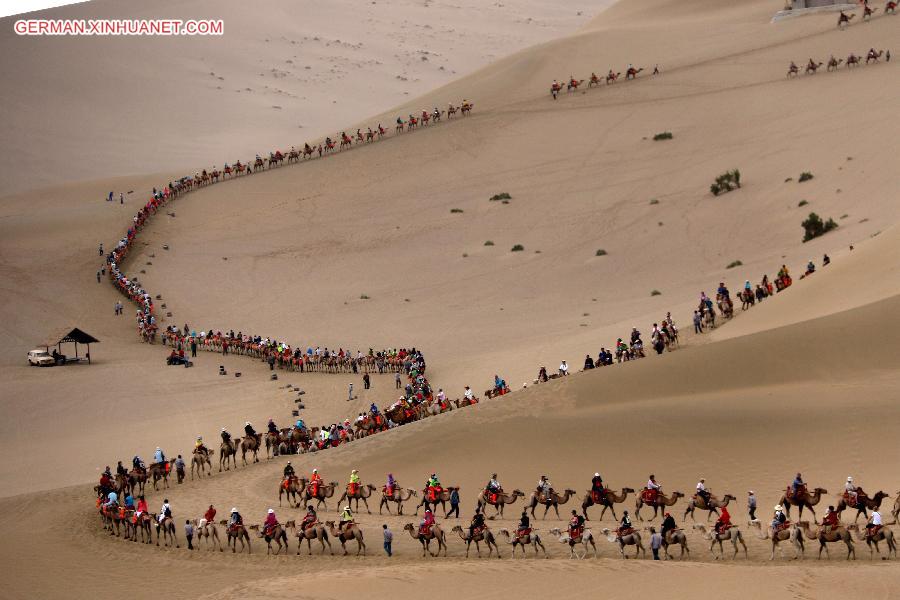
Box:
[559, 361, 569, 376]
[464, 386, 474, 401]
[696, 478, 711, 505]
[845, 476, 858, 506]
[437, 389, 446, 403]
[159, 499, 172, 523]
[647, 475, 661, 500]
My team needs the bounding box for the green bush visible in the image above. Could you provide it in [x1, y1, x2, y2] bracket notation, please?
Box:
[490, 193, 512, 201]
[649, 198, 659, 205]
[801, 212, 838, 242]
[595, 249, 607, 256]
[651, 290, 662, 296]
[511, 244, 524, 252]
[360, 294, 370, 300]
[798, 172, 814, 183]
[653, 132, 673, 141]
[798, 200, 808, 207]
[710, 169, 741, 196]
[450, 208, 464, 213]
[484, 240, 494, 246]
[726, 260, 743, 269]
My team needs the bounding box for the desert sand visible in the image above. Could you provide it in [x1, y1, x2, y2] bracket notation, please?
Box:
[1, 0, 899, 598]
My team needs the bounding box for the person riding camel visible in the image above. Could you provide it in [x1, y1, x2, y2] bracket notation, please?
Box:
[420, 508, 436, 535]
[464, 386, 474, 402]
[385, 473, 397, 497]
[791, 473, 806, 498]
[104, 490, 118, 511]
[221, 427, 231, 445]
[646, 475, 661, 502]
[821, 505, 839, 533]
[806, 260, 815, 275]
[486, 473, 502, 503]
[136, 495, 148, 518]
[696, 478, 711, 506]
[661, 511, 677, 540]
[469, 507, 486, 538]
[132, 455, 145, 472]
[714, 506, 731, 535]
[348, 469, 360, 496]
[194, 437, 207, 455]
[158, 498, 172, 523]
[568, 509, 585, 538]
[267, 419, 278, 435]
[427, 473, 442, 502]
[229, 507, 243, 531]
[298, 505, 317, 531]
[204, 505, 216, 524]
[616, 510, 633, 540]
[116, 461, 127, 477]
[283, 461, 295, 484]
[262, 509, 279, 537]
[845, 476, 858, 507]
[591, 473, 605, 502]
[309, 468, 322, 497]
[517, 510, 531, 537]
[771, 505, 788, 533]
[537, 475, 551, 502]
[339, 506, 354, 532]
[244, 421, 256, 439]
[866, 510, 883, 538]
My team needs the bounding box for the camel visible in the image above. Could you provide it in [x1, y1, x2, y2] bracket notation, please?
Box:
[265, 431, 280, 458]
[805, 60, 824, 75]
[303, 481, 339, 511]
[606, 71, 621, 84]
[529, 488, 577, 519]
[416, 486, 459, 517]
[453, 397, 478, 409]
[461, 102, 473, 116]
[836, 489, 890, 522]
[154, 514, 179, 548]
[452, 525, 501, 558]
[582, 487, 634, 521]
[847, 53, 862, 67]
[778, 487, 827, 522]
[191, 449, 211, 479]
[404, 522, 447, 557]
[893, 493, 900, 524]
[380, 486, 417, 515]
[288, 520, 333, 555]
[866, 49, 884, 63]
[476, 488, 525, 517]
[261, 523, 289, 555]
[838, 11, 855, 28]
[635, 489, 684, 521]
[226, 523, 251, 553]
[240, 434, 262, 465]
[887, 0, 898, 14]
[588, 73, 601, 88]
[338, 483, 378, 513]
[750, 520, 805, 561]
[148, 459, 176, 491]
[863, 5, 879, 19]
[659, 527, 691, 560]
[549, 527, 597, 559]
[847, 524, 897, 559]
[133, 511, 154, 544]
[601, 527, 645, 559]
[253, 157, 265, 171]
[693, 524, 747, 560]
[99, 503, 125, 537]
[796, 521, 855, 560]
[194, 519, 224, 551]
[566, 78, 584, 92]
[279, 476, 308, 508]
[625, 67, 643, 80]
[683, 493, 736, 522]
[826, 56, 844, 71]
[497, 528, 547, 557]
[219, 439, 237, 471]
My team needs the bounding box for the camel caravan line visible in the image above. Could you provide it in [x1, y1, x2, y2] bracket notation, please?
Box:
[787, 47, 890, 76]
[550, 64, 656, 99]
[836, 4, 897, 31]
[96, 468, 900, 561]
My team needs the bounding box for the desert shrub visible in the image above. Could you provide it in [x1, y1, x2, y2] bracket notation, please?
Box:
[484, 240, 494, 246]
[595, 249, 607, 256]
[490, 193, 512, 201]
[798, 200, 808, 207]
[798, 172, 814, 183]
[511, 244, 524, 252]
[801, 212, 838, 242]
[360, 294, 370, 300]
[653, 132, 673, 141]
[726, 260, 743, 269]
[651, 290, 662, 296]
[710, 169, 741, 196]
[450, 208, 464, 213]
[649, 198, 659, 205]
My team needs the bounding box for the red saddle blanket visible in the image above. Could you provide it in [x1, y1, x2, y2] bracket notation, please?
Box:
[419, 525, 433, 536]
[516, 528, 532, 538]
[641, 489, 658, 503]
[617, 527, 635, 538]
[569, 526, 584, 539]
[427, 486, 443, 502]
[591, 489, 606, 503]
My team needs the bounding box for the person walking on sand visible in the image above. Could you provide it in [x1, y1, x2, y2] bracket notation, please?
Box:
[395, 372, 402, 389]
[363, 372, 370, 390]
[383, 524, 393, 556]
[348, 383, 354, 402]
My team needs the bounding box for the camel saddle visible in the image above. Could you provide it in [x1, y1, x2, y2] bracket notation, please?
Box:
[427, 486, 442, 502]
[641, 488, 658, 503]
[569, 526, 584, 539]
[384, 485, 395, 497]
[486, 490, 500, 504]
[773, 521, 791, 534]
[419, 524, 433, 536]
[348, 483, 359, 495]
[617, 527, 634, 538]
[715, 523, 732, 534]
[591, 489, 606, 503]
[842, 490, 864, 508]
[472, 525, 486, 537]
[282, 477, 294, 490]
[301, 518, 317, 531]
[866, 525, 883, 539]
[786, 485, 807, 500]
[516, 527, 532, 538]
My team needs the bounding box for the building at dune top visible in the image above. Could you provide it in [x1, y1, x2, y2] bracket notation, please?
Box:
[789, 0, 851, 7]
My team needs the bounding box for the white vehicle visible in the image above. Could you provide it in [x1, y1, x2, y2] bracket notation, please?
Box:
[28, 349, 56, 366]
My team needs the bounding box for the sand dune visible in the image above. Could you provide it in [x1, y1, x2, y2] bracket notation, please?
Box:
[1, 0, 899, 597]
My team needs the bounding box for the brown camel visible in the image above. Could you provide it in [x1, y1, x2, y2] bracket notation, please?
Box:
[416, 486, 459, 517]
[133, 511, 154, 544]
[404, 522, 447, 557]
[826, 56, 844, 71]
[226, 523, 251, 553]
[288, 520, 333, 555]
[601, 527, 645, 559]
[836, 489, 890, 522]
[265, 431, 280, 458]
[304, 481, 339, 511]
[452, 525, 501, 558]
[279, 476, 308, 508]
[549, 527, 597, 559]
[847, 524, 897, 559]
[338, 483, 378, 513]
[154, 514, 179, 548]
[750, 520, 805, 561]
[190, 449, 211, 480]
[380, 486, 417, 515]
[660, 527, 691, 560]
[147, 459, 176, 491]
[582, 487, 634, 521]
[625, 67, 643, 80]
[476, 488, 525, 517]
[693, 524, 747, 560]
[497, 528, 546, 558]
[634, 489, 684, 521]
[796, 521, 855, 560]
[261, 523, 289, 555]
[530, 488, 577, 519]
[778, 487, 827, 522]
[322, 521, 365, 555]
[893, 493, 900, 524]
[240, 434, 262, 465]
[219, 439, 237, 472]
[194, 519, 224, 551]
[683, 493, 737, 521]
